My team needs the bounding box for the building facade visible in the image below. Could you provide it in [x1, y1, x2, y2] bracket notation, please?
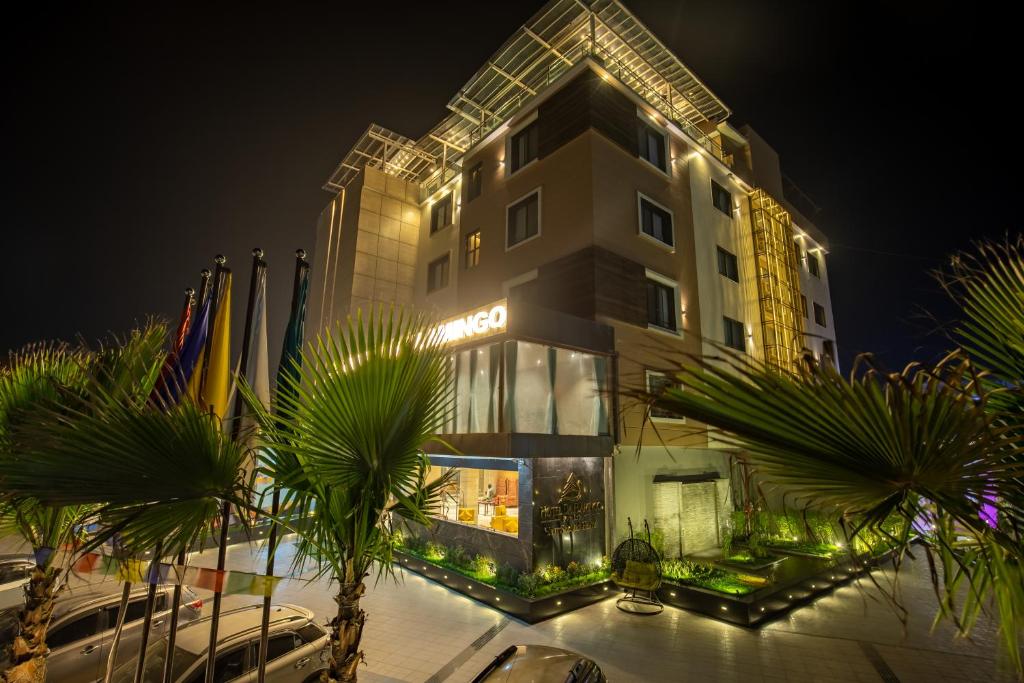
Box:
[307, 0, 838, 574]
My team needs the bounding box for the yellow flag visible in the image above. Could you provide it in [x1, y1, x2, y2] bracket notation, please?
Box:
[201, 272, 232, 420]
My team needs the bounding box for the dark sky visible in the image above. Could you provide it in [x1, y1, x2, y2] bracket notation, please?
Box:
[3, 1, 1017, 372]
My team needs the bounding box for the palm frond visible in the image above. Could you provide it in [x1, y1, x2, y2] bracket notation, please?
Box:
[1, 396, 251, 557]
[246, 306, 453, 581]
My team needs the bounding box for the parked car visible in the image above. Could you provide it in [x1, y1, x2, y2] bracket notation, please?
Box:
[471, 645, 607, 683]
[111, 603, 330, 683]
[1, 583, 202, 683]
[0, 555, 35, 611]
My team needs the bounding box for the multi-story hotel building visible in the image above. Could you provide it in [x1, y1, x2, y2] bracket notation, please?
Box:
[307, 0, 838, 576]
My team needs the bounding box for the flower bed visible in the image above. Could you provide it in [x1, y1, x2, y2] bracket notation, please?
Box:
[393, 548, 614, 623]
[661, 558, 766, 596]
[396, 536, 610, 599]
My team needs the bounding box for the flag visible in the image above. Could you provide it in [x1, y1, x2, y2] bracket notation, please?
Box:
[276, 264, 309, 404]
[117, 559, 145, 583]
[246, 267, 271, 414]
[224, 571, 257, 596]
[192, 271, 232, 419]
[157, 293, 211, 406]
[33, 547, 54, 567]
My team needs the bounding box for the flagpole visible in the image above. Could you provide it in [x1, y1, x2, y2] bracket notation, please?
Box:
[205, 249, 264, 683]
[195, 269, 212, 312]
[257, 248, 307, 683]
[199, 257, 227, 396]
[162, 273, 211, 683]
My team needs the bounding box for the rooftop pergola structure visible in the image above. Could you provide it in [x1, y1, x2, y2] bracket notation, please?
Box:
[323, 0, 733, 198]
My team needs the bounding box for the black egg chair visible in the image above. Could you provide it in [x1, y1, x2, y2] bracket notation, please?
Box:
[610, 517, 663, 614]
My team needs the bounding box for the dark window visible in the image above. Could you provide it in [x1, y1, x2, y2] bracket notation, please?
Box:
[813, 303, 827, 327]
[48, 612, 100, 648]
[639, 197, 673, 247]
[647, 371, 680, 419]
[808, 252, 820, 277]
[464, 230, 481, 269]
[507, 192, 540, 248]
[823, 340, 836, 363]
[723, 317, 745, 351]
[509, 121, 538, 173]
[716, 246, 739, 281]
[251, 633, 297, 664]
[800, 294, 808, 318]
[646, 278, 677, 331]
[793, 239, 803, 263]
[296, 623, 325, 643]
[427, 254, 450, 293]
[211, 646, 249, 683]
[464, 162, 482, 203]
[638, 119, 667, 172]
[711, 179, 732, 216]
[430, 194, 453, 234]
[103, 599, 148, 629]
[0, 563, 32, 583]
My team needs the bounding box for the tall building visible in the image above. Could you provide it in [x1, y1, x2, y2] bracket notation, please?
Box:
[308, 0, 838, 576]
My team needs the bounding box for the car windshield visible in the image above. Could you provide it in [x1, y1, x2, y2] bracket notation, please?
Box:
[112, 641, 200, 683]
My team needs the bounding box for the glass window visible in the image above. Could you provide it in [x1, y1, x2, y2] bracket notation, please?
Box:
[103, 598, 147, 629]
[646, 370, 681, 420]
[711, 179, 732, 216]
[638, 119, 667, 172]
[723, 317, 745, 351]
[427, 254, 450, 293]
[48, 612, 100, 648]
[445, 341, 609, 437]
[507, 192, 540, 248]
[464, 230, 481, 269]
[296, 624, 325, 643]
[250, 633, 296, 665]
[509, 121, 538, 173]
[716, 246, 738, 281]
[464, 162, 482, 203]
[823, 340, 836, 363]
[639, 197, 673, 247]
[450, 344, 500, 434]
[210, 645, 249, 683]
[0, 562, 31, 583]
[646, 278, 677, 331]
[430, 194, 453, 234]
[793, 239, 803, 264]
[428, 464, 520, 536]
[800, 294, 808, 318]
[814, 303, 827, 327]
[808, 252, 821, 277]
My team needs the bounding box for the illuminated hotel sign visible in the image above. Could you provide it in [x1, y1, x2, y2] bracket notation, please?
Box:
[434, 299, 508, 345]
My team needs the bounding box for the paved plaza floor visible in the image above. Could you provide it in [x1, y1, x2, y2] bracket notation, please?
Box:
[3, 535, 1016, 682]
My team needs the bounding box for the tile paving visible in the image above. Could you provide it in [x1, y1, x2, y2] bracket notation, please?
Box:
[3, 534, 1016, 682]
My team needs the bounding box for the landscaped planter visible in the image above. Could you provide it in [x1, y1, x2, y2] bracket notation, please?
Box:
[658, 547, 900, 627]
[394, 550, 615, 623]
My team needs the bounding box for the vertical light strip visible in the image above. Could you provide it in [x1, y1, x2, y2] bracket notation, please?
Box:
[748, 188, 804, 374]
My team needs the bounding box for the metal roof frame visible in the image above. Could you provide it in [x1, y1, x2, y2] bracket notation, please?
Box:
[323, 0, 733, 194]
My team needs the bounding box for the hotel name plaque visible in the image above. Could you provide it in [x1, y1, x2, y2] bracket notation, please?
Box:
[539, 473, 603, 536]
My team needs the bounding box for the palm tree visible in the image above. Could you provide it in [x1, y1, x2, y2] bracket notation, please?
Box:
[0, 342, 95, 683]
[0, 323, 257, 682]
[639, 238, 1024, 674]
[242, 307, 453, 683]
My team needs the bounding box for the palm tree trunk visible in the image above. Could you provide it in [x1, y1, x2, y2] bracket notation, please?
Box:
[1, 566, 59, 683]
[326, 581, 365, 683]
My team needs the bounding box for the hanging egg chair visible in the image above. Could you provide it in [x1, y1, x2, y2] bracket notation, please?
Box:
[610, 517, 663, 615]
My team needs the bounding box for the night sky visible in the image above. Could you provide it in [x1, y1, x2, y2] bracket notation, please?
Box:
[3, 1, 1017, 372]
